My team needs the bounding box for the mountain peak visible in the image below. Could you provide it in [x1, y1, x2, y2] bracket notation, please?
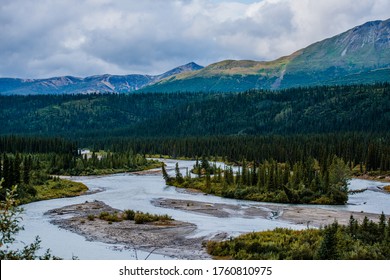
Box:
[156, 62, 203, 81]
[184, 62, 203, 69]
[342, 18, 390, 48]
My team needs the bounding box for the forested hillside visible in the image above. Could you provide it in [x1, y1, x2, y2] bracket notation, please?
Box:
[1, 84, 389, 139]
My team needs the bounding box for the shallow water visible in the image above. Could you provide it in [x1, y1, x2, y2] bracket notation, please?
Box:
[13, 159, 390, 259]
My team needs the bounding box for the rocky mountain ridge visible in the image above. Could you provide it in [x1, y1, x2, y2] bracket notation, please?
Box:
[0, 62, 203, 95]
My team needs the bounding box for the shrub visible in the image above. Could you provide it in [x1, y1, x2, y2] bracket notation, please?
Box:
[99, 211, 110, 220]
[123, 209, 135, 220]
[134, 213, 152, 224]
[87, 214, 95, 221]
[134, 212, 172, 224]
[98, 209, 172, 224]
[98, 211, 122, 222]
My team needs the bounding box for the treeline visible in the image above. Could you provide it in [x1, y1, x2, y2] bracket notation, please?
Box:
[101, 133, 390, 173]
[207, 214, 390, 259]
[0, 84, 389, 139]
[166, 156, 350, 205]
[48, 151, 158, 176]
[0, 136, 77, 155]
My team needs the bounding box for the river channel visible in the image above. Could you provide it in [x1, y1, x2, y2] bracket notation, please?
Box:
[14, 159, 390, 259]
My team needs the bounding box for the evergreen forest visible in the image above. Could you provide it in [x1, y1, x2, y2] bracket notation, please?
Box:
[0, 84, 389, 139]
[165, 156, 350, 204]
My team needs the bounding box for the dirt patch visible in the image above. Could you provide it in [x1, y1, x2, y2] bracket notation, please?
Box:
[279, 206, 384, 227]
[130, 169, 162, 176]
[46, 201, 211, 259]
[354, 174, 390, 183]
[152, 198, 271, 219]
[152, 198, 386, 228]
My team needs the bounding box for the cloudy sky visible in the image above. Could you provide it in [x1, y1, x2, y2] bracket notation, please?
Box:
[1, 0, 389, 78]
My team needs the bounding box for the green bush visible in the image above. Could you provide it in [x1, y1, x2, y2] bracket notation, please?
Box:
[123, 209, 135, 220]
[97, 209, 172, 224]
[134, 213, 153, 224]
[134, 212, 172, 224]
[87, 214, 95, 221]
[98, 211, 110, 219]
[98, 211, 122, 222]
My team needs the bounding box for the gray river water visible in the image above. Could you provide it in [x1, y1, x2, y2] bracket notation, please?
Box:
[13, 159, 390, 259]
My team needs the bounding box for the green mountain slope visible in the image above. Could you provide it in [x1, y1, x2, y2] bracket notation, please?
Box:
[142, 19, 390, 92]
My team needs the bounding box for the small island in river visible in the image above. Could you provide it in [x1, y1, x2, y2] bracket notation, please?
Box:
[46, 200, 211, 259]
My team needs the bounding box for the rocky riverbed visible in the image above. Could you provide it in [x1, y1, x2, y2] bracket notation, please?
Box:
[46, 201, 212, 259]
[45, 198, 386, 260]
[152, 198, 385, 228]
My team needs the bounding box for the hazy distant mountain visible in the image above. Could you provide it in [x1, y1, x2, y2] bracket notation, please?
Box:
[142, 19, 390, 92]
[0, 62, 203, 95]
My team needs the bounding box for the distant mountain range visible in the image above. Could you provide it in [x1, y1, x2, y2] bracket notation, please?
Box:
[0, 19, 389, 95]
[0, 62, 203, 95]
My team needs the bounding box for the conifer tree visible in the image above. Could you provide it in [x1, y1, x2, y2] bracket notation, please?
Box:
[161, 163, 170, 183]
[317, 222, 340, 260]
[175, 163, 184, 184]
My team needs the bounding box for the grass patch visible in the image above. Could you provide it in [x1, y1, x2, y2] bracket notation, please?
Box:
[96, 209, 173, 225]
[20, 179, 88, 204]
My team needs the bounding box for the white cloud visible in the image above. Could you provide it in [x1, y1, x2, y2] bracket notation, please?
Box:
[0, 0, 388, 78]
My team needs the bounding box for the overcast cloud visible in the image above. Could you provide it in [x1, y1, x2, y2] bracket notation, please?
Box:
[1, 0, 389, 78]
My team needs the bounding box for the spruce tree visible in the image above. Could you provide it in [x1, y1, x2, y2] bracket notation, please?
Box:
[175, 163, 184, 184]
[161, 163, 170, 183]
[317, 222, 340, 259]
